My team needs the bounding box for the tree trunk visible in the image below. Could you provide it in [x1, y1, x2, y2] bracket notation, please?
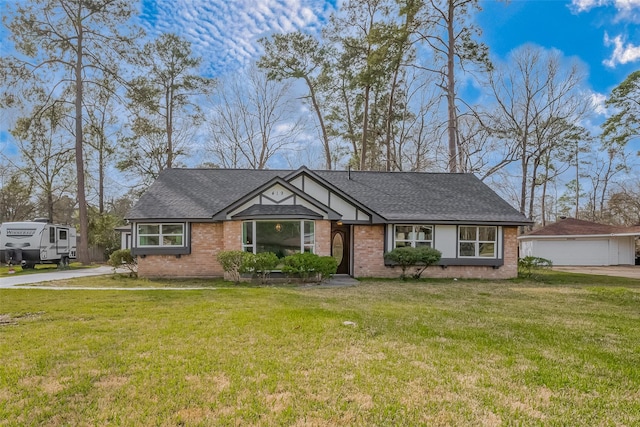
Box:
[540, 154, 551, 226]
[359, 85, 371, 170]
[446, 0, 457, 173]
[527, 157, 539, 226]
[304, 76, 332, 170]
[47, 187, 54, 222]
[519, 148, 528, 215]
[75, 6, 89, 264]
[98, 133, 104, 213]
[575, 149, 579, 219]
[385, 67, 401, 172]
[166, 87, 173, 169]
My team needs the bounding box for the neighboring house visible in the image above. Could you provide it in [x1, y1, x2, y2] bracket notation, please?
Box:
[519, 218, 640, 266]
[126, 167, 532, 279]
[115, 225, 132, 250]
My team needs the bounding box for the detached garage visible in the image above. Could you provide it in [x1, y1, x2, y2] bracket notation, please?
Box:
[519, 218, 640, 266]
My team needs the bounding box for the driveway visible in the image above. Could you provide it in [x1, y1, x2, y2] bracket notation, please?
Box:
[0, 266, 116, 288]
[553, 265, 640, 280]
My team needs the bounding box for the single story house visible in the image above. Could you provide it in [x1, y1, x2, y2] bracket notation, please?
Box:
[126, 167, 532, 279]
[518, 218, 640, 266]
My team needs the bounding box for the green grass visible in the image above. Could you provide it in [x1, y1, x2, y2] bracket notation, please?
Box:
[1, 274, 639, 425]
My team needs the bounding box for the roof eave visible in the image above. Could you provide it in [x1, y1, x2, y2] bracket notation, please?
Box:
[384, 218, 532, 226]
[519, 232, 640, 240]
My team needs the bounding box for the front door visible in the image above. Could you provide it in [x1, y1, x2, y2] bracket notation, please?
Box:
[331, 224, 351, 275]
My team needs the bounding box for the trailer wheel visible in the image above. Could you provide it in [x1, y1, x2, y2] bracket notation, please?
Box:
[22, 263, 35, 269]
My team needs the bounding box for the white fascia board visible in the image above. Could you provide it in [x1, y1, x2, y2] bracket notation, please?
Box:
[518, 232, 640, 240]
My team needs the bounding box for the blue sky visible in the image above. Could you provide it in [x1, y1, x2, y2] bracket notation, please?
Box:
[130, 0, 640, 95]
[478, 0, 640, 95]
[2, 0, 640, 156]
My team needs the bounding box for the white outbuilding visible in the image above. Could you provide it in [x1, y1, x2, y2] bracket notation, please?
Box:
[519, 218, 640, 266]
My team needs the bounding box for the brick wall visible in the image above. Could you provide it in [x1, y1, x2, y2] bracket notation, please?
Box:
[501, 226, 518, 278]
[353, 225, 388, 277]
[137, 222, 225, 278]
[315, 220, 331, 256]
[137, 220, 333, 279]
[138, 222, 521, 280]
[352, 225, 520, 279]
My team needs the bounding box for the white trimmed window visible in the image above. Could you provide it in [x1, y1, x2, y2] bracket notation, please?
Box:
[458, 226, 497, 258]
[242, 220, 315, 257]
[394, 225, 433, 248]
[137, 224, 184, 247]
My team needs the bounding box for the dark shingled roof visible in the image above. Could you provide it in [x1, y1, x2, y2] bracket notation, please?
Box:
[127, 168, 531, 225]
[127, 169, 283, 220]
[525, 218, 640, 236]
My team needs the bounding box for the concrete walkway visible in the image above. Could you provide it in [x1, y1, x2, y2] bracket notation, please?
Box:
[1, 267, 360, 290]
[300, 275, 360, 288]
[0, 266, 117, 288]
[552, 265, 640, 280]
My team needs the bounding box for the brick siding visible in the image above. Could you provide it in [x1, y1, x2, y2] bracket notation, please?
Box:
[352, 225, 519, 279]
[137, 222, 226, 278]
[138, 222, 520, 279]
[314, 220, 331, 256]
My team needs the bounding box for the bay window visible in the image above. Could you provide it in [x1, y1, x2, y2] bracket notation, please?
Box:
[242, 220, 315, 257]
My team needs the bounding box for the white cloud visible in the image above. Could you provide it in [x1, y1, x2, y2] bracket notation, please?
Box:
[571, 0, 608, 12]
[589, 91, 608, 116]
[137, 0, 335, 77]
[603, 32, 640, 67]
[571, 0, 640, 17]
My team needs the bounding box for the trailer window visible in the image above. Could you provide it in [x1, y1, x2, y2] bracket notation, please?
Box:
[59, 229, 67, 240]
[50, 227, 56, 243]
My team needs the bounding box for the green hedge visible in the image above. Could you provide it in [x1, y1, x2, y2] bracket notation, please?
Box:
[281, 252, 338, 283]
[384, 246, 442, 280]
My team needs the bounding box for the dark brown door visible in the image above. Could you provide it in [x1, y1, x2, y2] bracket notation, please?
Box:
[331, 224, 350, 275]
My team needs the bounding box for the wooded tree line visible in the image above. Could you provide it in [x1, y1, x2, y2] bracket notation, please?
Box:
[1, 0, 639, 262]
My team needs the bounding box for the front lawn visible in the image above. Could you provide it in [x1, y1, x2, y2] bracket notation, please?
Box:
[1, 276, 639, 425]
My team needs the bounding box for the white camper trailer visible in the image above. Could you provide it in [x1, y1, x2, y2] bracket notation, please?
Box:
[0, 219, 77, 268]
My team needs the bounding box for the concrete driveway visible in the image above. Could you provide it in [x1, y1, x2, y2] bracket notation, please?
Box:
[0, 266, 115, 288]
[553, 265, 640, 280]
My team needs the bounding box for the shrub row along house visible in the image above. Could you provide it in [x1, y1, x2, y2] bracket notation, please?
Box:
[126, 167, 532, 279]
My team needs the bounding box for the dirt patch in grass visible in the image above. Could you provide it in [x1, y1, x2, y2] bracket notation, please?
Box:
[0, 314, 16, 326]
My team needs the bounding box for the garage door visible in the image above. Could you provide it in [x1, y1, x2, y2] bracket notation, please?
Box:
[533, 239, 610, 266]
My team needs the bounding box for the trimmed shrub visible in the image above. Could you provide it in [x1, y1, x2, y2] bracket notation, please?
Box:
[282, 252, 338, 283]
[217, 250, 252, 284]
[518, 256, 553, 278]
[247, 252, 279, 284]
[315, 256, 339, 282]
[108, 249, 137, 277]
[384, 246, 442, 280]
